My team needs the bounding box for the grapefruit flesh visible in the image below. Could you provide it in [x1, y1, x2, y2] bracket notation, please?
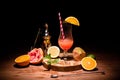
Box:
[28, 48, 43, 64]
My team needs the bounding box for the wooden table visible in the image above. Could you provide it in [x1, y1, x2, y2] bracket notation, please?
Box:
[0, 50, 120, 80]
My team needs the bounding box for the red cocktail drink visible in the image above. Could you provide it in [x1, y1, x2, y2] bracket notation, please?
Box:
[58, 39, 73, 51]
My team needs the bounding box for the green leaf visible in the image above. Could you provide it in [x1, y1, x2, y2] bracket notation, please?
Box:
[44, 54, 51, 59]
[43, 54, 60, 65]
[47, 60, 51, 65]
[51, 58, 60, 64]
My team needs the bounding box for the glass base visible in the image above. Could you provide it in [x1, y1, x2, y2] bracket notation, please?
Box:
[59, 52, 73, 61]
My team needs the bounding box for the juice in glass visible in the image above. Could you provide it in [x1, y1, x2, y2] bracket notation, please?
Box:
[58, 38, 73, 51]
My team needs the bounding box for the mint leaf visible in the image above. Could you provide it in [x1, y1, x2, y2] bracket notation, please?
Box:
[44, 54, 51, 59]
[43, 54, 60, 65]
[51, 58, 60, 64]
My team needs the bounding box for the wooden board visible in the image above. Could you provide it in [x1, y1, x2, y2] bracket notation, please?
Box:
[51, 60, 82, 71]
[43, 53, 82, 71]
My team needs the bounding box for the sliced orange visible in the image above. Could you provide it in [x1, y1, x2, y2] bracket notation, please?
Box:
[81, 57, 97, 70]
[47, 46, 60, 58]
[65, 16, 80, 26]
[15, 54, 30, 66]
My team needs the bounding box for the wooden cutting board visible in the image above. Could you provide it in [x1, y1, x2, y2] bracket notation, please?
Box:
[43, 53, 82, 71]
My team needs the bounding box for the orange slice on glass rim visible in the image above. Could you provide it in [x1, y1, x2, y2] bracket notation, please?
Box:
[65, 16, 80, 26]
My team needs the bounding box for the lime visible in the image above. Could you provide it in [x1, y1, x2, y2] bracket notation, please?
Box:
[87, 54, 96, 59]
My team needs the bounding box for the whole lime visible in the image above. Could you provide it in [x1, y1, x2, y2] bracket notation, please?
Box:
[87, 54, 96, 59]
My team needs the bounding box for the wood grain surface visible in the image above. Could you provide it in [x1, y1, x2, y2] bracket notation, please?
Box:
[0, 51, 120, 80]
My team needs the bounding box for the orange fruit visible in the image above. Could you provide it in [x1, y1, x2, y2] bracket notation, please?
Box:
[15, 54, 30, 67]
[72, 47, 86, 61]
[81, 57, 97, 70]
[47, 46, 60, 58]
[65, 16, 80, 26]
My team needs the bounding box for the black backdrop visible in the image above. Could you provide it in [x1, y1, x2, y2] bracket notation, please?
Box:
[0, 1, 119, 56]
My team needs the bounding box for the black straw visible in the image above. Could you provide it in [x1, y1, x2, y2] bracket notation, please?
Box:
[31, 28, 41, 50]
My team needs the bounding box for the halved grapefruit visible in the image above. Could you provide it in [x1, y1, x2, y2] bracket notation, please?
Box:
[28, 48, 44, 64]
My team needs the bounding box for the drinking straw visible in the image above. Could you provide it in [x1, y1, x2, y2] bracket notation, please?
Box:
[58, 12, 65, 39]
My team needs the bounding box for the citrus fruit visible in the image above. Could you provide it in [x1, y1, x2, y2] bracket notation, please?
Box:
[65, 16, 80, 26]
[72, 47, 86, 61]
[81, 57, 97, 70]
[28, 48, 44, 64]
[15, 54, 30, 67]
[47, 46, 60, 58]
[87, 54, 96, 59]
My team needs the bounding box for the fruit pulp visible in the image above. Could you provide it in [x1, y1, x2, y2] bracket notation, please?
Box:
[65, 16, 80, 26]
[81, 57, 97, 70]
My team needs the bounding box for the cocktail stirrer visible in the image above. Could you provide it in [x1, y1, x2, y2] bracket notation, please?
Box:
[31, 28, 41, 50]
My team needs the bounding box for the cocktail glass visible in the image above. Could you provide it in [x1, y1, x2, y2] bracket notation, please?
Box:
[58, 22, 73, 60]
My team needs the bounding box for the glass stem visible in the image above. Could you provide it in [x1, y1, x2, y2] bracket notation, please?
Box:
[63, 50, 67, 61]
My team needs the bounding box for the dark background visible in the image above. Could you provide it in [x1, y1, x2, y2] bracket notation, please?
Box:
[0, 1, 119, 57]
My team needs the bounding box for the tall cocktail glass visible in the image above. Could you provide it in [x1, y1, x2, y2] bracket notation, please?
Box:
[58, 22, 73, 60]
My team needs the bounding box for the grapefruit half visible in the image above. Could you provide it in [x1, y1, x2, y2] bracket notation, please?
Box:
[28, 48, 44, 64]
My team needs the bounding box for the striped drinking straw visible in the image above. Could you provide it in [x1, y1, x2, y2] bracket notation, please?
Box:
[58, 12, 65, 39]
